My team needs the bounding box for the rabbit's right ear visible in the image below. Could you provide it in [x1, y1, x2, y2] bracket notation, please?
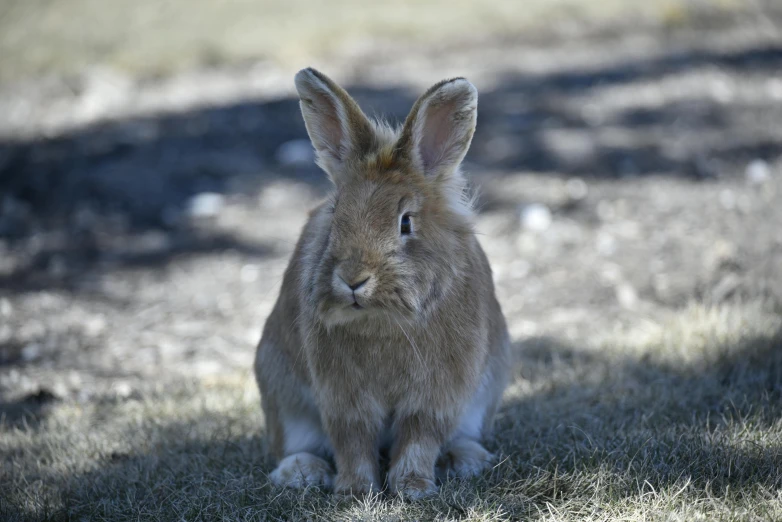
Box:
[395, 77, 477, 182]
[295, 68, 376, 183]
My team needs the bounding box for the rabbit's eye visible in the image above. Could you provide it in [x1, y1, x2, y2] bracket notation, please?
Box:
[400, 214, 412, 235]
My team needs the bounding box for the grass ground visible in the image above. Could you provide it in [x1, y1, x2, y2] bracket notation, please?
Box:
[0, 0, 747, 83]
[1, 1, 781, 520]
[2, 304, 780, 521]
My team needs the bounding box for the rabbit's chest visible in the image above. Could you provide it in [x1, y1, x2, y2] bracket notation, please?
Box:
[326, 334, 454, 395]
[309, 319, 481, 407]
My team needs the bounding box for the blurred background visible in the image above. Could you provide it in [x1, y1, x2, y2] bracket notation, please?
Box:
[2, 1, 782, 519]
[1, 0, 781, 449]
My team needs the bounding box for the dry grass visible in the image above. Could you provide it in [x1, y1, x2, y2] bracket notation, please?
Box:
[1, 2, 780, 520]
[0, 0, 746, 83]
[2, 302, 780, 521]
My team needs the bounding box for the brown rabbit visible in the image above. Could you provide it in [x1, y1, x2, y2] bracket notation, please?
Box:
[254, 68, 509, 498]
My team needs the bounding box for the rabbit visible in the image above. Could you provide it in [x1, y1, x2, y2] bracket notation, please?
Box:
[254, 67, 510, 499]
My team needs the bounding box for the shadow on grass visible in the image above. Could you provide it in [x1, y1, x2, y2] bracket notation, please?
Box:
[0, 227, 275, 296]
[14, 327, 775, 521]
[2, 32, 782, 520]
[0, 389, 60, 429]
[2, 42, 782, 297]
[493, 333, 782, 514]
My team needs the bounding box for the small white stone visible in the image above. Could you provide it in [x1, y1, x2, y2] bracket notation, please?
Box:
[520, 203, 552, 232]
[112, 381, 133, 399]
[240, 264, 260, 283]
[746, 159, 771, 185]
[767, 78, 782, 101]
[275, 139, 315, 166]
[616, 283, 638, 309]
[710, 77, 734, 103]
[84, 315, 107, 337]
[66, 372, 82, 389]
[565, 178, 588, 200]
[596, 232, 617, 256]
[186, 192, 224, 218]
[246, 328, 262, 344]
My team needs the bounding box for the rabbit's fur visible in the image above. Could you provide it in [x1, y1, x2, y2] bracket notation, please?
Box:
[255, 68, 509, 498]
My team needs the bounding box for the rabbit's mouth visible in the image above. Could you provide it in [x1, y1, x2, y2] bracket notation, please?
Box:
[318, 299, 371, 327]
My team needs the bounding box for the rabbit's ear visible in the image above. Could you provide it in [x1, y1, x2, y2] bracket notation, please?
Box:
[295, 68, 376, 182]
[396, 78, 478, 180]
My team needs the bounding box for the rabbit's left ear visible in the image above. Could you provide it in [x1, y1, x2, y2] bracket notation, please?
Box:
[295, 68, 376, 184]
[396, 78, 478, 180]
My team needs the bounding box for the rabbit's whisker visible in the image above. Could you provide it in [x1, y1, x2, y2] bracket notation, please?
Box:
[391, 314, 424, 368]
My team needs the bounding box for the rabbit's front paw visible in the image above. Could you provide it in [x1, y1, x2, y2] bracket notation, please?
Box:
[439, 438, 495, 478]
[390, 473, 438, 500]
[333, 465, 380, 497]
[270, 452, 334, 489]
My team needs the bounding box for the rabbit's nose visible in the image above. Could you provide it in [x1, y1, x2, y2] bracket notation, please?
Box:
[346, 277, 369, 291]
[334, 266, 374, 300]
[339, 275, 370, 292]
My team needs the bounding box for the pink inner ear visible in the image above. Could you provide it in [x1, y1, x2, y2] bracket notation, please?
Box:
[310, 90, 344, 161]
[419, 101, 455, 173]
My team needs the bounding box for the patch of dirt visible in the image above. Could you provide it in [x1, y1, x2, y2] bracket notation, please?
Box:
[1, 12, 781, 411]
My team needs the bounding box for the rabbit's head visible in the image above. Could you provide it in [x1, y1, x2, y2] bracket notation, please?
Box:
[295, 68, 479, 326]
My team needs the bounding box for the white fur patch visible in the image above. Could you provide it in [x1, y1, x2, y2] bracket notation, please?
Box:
[441, 168, 476, 219]
[372, 117, 398, 148]
[283, 417, 329, 455]
[456, 370, 492, 440]
[458, 405, 484, 441]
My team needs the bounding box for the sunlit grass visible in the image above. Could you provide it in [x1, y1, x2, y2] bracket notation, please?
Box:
[2, 302, 779, 521]
[0, 0, 747, 83]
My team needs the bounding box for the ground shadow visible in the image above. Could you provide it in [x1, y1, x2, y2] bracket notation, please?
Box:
[491, 332, 782, 516]
[14, 325, 774, 520]
[0, 389, 59, 429]
[2, 42, 782, 296]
